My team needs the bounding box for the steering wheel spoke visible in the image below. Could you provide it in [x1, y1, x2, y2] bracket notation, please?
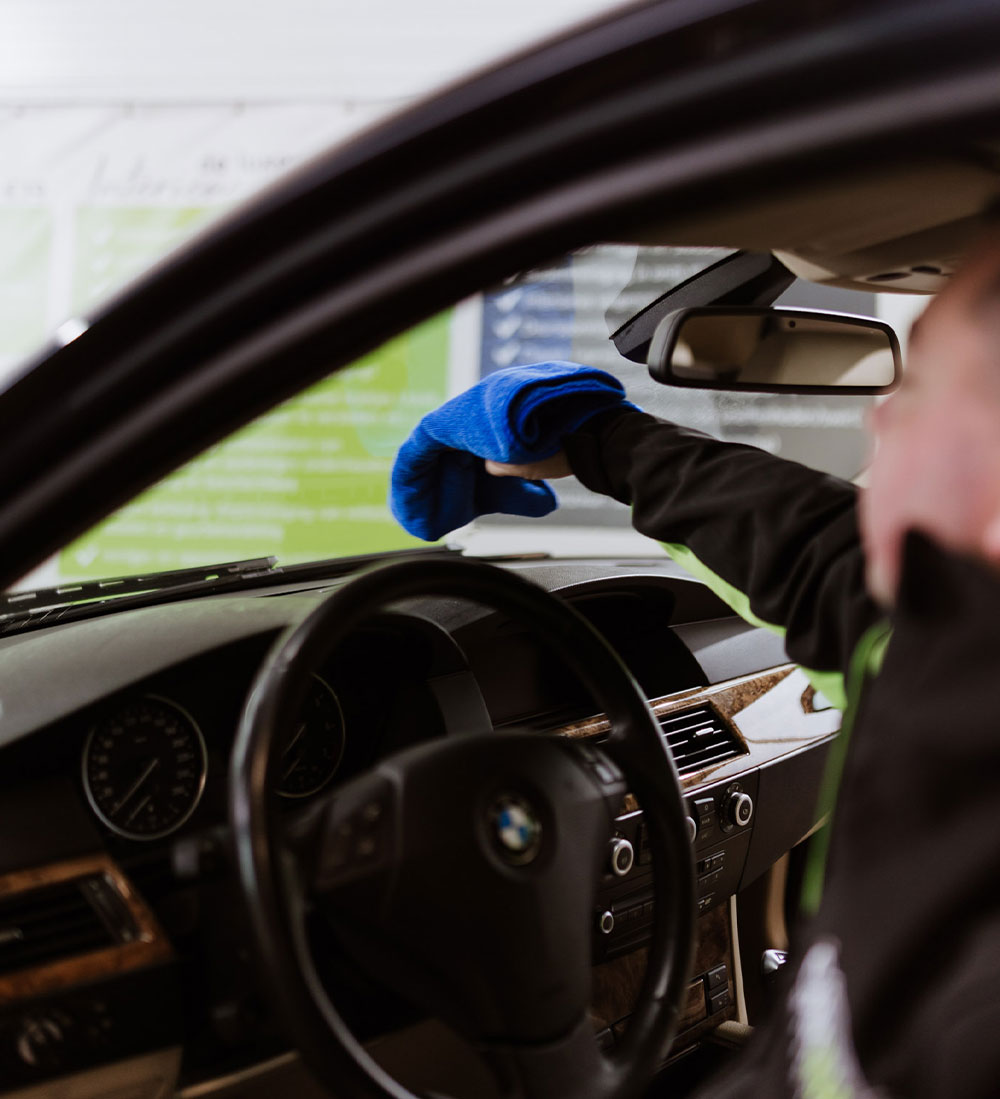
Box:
[295, 770, 399, 906]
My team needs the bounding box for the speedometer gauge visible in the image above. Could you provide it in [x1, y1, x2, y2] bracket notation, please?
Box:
[82, 695, 207, 840]
[276, 675, 346, 799]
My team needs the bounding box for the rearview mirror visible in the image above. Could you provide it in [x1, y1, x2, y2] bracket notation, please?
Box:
[647, 307, 902, 393]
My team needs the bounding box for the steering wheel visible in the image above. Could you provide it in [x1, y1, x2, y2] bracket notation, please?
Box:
[230, 556, 695, 1099]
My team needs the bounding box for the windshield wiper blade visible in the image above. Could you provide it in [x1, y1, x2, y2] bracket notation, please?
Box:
[1, 557, 278, 617]
[0, 547, 462, 637]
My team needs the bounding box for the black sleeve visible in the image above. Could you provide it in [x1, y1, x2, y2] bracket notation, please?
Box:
[564, 408, 880, 677]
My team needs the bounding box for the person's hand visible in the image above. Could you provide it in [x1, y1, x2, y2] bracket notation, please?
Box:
[484, 452, 572, 480]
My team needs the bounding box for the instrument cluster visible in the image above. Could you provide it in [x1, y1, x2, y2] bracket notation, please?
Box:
[81, 675, 347, 842]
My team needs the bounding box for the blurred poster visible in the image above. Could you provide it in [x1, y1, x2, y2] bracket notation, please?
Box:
[480, 261, 574, 373]
[63, 314, 450, 575]
[0, 104, 452, 580]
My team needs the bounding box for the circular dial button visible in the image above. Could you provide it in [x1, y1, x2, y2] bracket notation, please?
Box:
[276, 676, 346, 799]
[609, 838, 635, 877]
[82, 695, 207, 840]
[727, 792, 754, 828]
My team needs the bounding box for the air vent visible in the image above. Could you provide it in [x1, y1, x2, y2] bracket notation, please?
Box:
[659, 704, 744, 775]
[0, 874, 134, 976]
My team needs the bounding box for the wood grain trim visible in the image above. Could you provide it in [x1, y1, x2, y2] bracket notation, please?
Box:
[560, 665, 794, 741]
[559, 665, 797, 786]
[590, 903, 735, 1049]
[0, 853, 173, 1002]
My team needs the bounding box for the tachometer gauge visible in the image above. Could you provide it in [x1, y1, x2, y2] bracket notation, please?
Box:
[82, 695, 207, 840]
[276, 675, 346, 799]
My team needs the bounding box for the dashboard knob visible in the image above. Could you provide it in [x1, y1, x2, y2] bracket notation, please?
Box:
[685, 816, 698, 843]
[726, 792, 754, 828]
[16, 1015, 66, 1069]
[609, 838, 634, 877]
[597, 910, 615, 935]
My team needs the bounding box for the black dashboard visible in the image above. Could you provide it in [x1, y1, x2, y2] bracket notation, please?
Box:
[0, 557, 821, 1096]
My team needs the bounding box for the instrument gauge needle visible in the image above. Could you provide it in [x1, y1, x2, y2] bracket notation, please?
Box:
[281, 723, 308, 780]
[111, 758, 159, 817]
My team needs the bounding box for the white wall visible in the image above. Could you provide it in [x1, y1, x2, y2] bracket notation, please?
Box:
[0, 0, 628, 381]
[0, 0, 626, 104]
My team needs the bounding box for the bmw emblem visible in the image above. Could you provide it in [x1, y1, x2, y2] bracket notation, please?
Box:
[489, 794, 543, 865]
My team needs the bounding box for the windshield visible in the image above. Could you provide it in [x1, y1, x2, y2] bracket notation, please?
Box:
[17, 243, 888, 588]
[2, 0, 638, 595]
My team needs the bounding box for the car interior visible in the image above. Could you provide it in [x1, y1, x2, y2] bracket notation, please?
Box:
[1, 3, 1000, 1097]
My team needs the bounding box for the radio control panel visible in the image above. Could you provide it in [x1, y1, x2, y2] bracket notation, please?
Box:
[592, 772, 759, 963]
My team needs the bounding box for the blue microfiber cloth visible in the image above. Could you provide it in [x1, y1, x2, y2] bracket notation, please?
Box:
[390, 362, 635, 541]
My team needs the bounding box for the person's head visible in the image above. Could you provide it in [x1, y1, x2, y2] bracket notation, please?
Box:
[860, 231, 1000, 604]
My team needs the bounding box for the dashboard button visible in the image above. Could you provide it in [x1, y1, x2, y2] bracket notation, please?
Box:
[708, 988, 732, 1014]
[16, 1015, 67, 1070]
[609, 838, 634, 877]
[694, 797, 715, 820]
[706, 964, 728, 992]
[698, 868, 723, 890]
[726, 792, 754, 828]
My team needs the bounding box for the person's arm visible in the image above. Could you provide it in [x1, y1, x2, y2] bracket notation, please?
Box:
[563, 408, 882, 693]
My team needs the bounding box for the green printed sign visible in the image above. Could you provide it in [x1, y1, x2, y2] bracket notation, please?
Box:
[73, 207, 221, 312]
[61, 313, 450, 578]
[0, 208, 51, 357]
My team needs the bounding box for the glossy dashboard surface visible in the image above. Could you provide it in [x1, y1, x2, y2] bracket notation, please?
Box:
[0, 558, 836, 1094]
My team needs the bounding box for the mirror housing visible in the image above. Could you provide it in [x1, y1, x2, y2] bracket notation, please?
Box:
[647, 306, 902, 393]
